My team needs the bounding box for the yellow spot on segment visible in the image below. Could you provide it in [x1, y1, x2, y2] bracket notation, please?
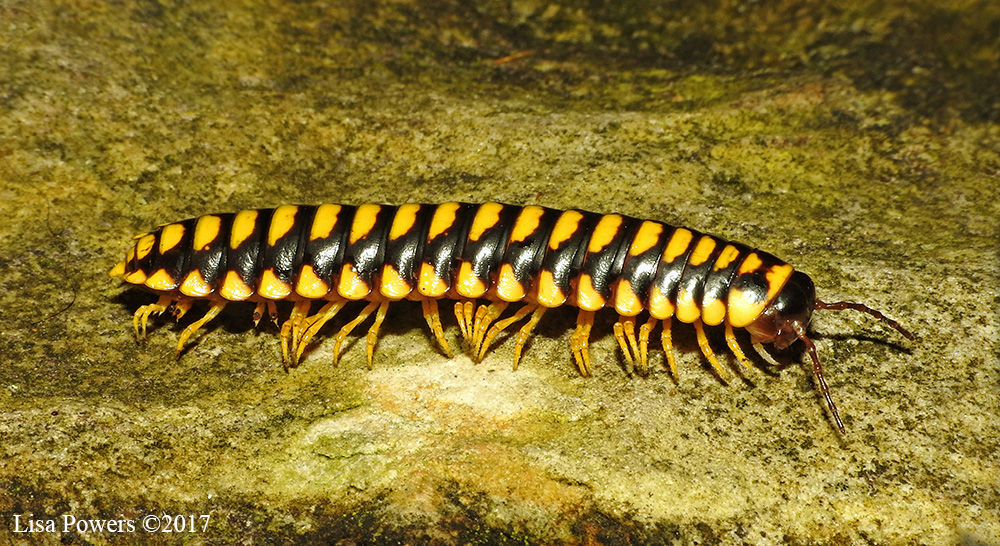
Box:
[193, 215, 222, 251]
[258, 268, 292, 299]
[536, 270, 565, 307]
[738, 252, 764, 274]
[380, 264, 412, 299]
[267, 205, 299, 246]
[727, 263, 794, 327]
[647, 285, 675, 320]
[145, 269, 178, 291]
[468, 202, 503, 242]
[220, 270, 254, 301]
[613, 279, 643, 316]
[124, 269, 148, 284]
[418, 263, 449, 297]
[456, 261, 487, 298]
[230, 210, 260, 249]
[295, 265, 330, 299]
[688, 236, 717, 267]
[509, 206, 545, 243]
[588, 214, 623, 253]
[428, 202, 461, 240]
[180, 270, 213, 297]
[629, 221, 663, 256]
[702, 298, 727, 326]
[389, 204, 421, 241]
[765, 264, 794, 299]
[224, 281, 255, 309]
[109, 260, 126, 278]
[350, 204, 381, 244]
[135, 234, 156, 260]
[726, 288, 761, 328]
[548, 210, 584, 250]
[713, 244, 742, 271]
[338, 264, 371, 300]
[575, 273, 606, 312]
[310, 204, 342, 241]
[675, 288, 700, 323]
[663, 228, 694, 263]
[158, 224, 186, 254]
[496, 263, 526, 302]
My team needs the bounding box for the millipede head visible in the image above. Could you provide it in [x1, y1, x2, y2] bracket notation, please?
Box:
[745, 271, 817, 350]
[745, 272, 914, 434]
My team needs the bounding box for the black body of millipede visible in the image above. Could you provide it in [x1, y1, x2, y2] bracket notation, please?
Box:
[110, 202, 914, 433]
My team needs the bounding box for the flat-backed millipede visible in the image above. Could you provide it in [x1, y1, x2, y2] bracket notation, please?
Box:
[110, 202, 914, 432]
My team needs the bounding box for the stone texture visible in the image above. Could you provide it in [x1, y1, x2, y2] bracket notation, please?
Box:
[1, 0, 997, 544]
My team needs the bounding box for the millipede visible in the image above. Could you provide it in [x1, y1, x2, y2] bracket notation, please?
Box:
[109, 202, 914, 432]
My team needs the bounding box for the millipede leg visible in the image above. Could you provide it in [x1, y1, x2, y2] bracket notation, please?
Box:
[176, 301, 226, 359]
[511, 306, 545, 370]
[623, 317, 642, 374]
[724, 322, 753, 376]
[570, 310, 596, 377]
[279, 321, 292, 366]
[752, 342, 782, 367]
[133, 295, 172, 340]
[280, 320, 293, 366]
[253, 302, 267, 327]
[613, 320, 635, 368]
[365, 301, 390, 369]
[291, 300, 311, 346]
[281, 300, 312, 368]
[333, 301, 380, 366]
[421, 299, 453, 357]
[172, 300, 192, 321]
[253, 301, 279, 327]
[267, 301, 278, 325]
[454, 302, 467, 343]
[694, 319, 730, 382]
[472, 302, 508, 359]
[294, 300, 345, 364]
[625, 320, 640, 359]
[476, 304, 533, 362]
[661, 318, 678, 380]
[638, 316, 658, 376]
[614, 316, 644, 374]
[454, 300, 476, 347]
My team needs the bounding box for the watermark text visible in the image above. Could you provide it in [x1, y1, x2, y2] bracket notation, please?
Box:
[11, 513, 211, 534]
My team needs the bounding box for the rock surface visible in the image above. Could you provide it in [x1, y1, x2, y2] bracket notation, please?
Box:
[1, 1, 997, 544]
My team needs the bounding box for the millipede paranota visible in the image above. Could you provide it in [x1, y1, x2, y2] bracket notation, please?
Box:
[110, 202, 913, 432]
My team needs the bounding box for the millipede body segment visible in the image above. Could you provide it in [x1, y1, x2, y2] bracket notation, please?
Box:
[110, 202, 913, 433]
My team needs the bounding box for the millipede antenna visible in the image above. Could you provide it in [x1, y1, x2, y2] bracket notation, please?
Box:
[795, 327, 845, 434]
[815, 299, 915, 341]
[806, 298, 914, 433]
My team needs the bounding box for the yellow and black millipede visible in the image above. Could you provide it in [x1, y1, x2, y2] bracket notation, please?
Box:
[110, 202, 913, 433]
